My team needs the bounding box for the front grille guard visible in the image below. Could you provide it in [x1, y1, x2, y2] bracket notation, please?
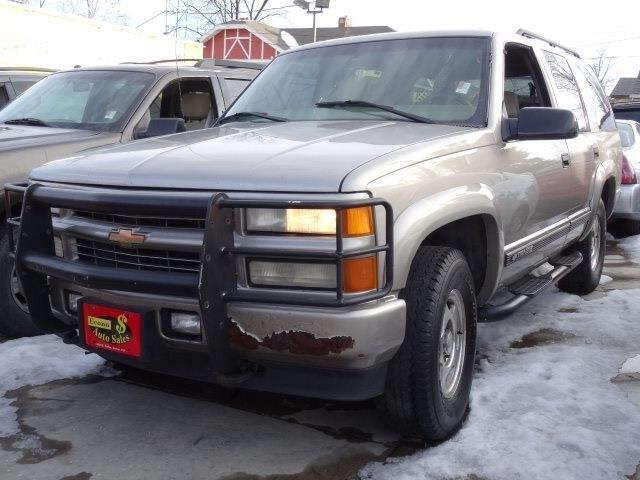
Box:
[4, 183, 394, 373]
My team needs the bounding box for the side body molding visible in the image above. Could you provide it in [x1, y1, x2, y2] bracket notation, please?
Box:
[392, 185, 503, 304]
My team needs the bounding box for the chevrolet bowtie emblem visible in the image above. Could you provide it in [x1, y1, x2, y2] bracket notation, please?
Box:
[107, 228, 147, 247]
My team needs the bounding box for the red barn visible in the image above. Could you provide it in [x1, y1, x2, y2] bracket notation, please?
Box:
[201, 19, 395, 61]
[201, 21, 287, 61]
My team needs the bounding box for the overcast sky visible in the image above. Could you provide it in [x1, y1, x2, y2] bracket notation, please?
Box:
[122, 0, 640, 86]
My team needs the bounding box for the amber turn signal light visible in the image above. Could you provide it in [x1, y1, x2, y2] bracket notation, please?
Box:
[342, 255, 378, 293]
[341, 207, 374, 237]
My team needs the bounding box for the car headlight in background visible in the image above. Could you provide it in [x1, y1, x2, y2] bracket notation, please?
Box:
[245, 207, 374, 236]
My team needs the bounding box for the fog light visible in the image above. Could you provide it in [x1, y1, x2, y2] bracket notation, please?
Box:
[67, 292, 82, 313]
[170, 312, 201, 336]
[54, 236, 63, 257]
[249, 261, 336, 289]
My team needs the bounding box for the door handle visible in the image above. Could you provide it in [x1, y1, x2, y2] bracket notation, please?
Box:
[593, 146, 600, 159]
[561, 153, 571, 167]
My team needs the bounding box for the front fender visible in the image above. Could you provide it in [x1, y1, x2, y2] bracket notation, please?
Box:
[393, 185, 503, 303]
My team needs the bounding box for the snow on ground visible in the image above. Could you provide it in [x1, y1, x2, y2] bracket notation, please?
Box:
[364, 251, 640, 479]
[0, 335, 105, 436]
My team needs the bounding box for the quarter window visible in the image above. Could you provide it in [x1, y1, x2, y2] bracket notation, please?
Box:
[544, 52, 589, 132]
[574, 63, 612, 130]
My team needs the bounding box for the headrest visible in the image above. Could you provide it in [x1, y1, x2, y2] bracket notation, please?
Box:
[504, 91, 520, 118]
[181, 92, 211, 120]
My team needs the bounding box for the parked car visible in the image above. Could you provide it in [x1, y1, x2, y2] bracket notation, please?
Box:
[609, 119, 640, 237]
[613, 102, 640, 123]
[0, 67, 54, 109]
[0, 59, 261, 336]
[7, 29, 621, 440]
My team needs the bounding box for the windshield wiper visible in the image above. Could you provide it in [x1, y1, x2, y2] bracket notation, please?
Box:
[3, 117, 53, 127]
[316, 100, 435, 124]
[216, 112, 288, 126]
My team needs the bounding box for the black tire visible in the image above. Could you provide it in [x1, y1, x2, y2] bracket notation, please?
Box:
[558, 199, 606, 295]
[381, 246, 477, 442]
[608, 218, 640, 239]
[0, 228, 42, 337]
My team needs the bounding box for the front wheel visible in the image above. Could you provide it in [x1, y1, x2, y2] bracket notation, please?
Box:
[0, 230, 41, 337]
[381, 246, 477, 441]
[558, 199, 606, 295]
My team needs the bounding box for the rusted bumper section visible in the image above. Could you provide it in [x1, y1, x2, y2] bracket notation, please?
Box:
[227, 298, 406, 370]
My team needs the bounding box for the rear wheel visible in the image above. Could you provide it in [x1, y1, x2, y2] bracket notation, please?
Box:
[558, 199, 606, 295]
[381, 246, 476, 441]
[608, 219, 640, 238]
[0, 228, 41, 337]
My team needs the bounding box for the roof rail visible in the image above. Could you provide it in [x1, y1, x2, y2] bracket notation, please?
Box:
[194, 59, 268, 70]
[121, 58, 267, 70]
[516, 29, 581, 59]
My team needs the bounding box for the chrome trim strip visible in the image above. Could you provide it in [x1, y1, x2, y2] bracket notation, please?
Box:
[504, 207, 591, 266]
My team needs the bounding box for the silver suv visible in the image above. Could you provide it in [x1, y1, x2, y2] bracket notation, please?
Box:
[8, 30, 621, 440]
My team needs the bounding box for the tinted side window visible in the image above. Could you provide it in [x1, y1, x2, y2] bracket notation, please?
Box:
[544, 51, 589, 131]
[575, 63, 613, 130]
[223, 78, 251, 103]
[0, 85, 9, 110]
[11, 80, 36, 96]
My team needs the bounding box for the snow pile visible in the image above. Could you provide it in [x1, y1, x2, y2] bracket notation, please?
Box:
[364, 289, 640, 478]
[621, 355, 640, 376]
[0, 335, 105, 436]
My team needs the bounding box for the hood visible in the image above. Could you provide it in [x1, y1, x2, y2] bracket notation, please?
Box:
[0, 124, 105, 152]
[30, 121, 472, 192]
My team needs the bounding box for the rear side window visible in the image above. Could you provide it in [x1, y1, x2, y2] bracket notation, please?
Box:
[11, 80, 36, 96]
[574, 63, 613, 130]
[544, 51, 589, 132]
[223, 78, 251, 103]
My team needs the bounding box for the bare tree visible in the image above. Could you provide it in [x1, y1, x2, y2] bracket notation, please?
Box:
[85, 0, 99, 18]
[590, 49, 615, 90]
[167, 0, 291, 38]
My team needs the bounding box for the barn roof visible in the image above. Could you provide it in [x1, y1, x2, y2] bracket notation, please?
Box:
[282, 26, 395, 46]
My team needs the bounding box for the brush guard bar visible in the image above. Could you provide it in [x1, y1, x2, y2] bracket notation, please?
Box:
[4, 182, 394, 374]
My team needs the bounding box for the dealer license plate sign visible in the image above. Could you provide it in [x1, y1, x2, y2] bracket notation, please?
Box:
[83, 303, 142, 358]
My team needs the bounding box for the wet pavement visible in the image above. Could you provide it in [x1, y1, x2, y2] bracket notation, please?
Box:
[0, 238, 639, 479]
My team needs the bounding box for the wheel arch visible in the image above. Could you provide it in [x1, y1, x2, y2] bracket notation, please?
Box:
[393, 187, 503, 305]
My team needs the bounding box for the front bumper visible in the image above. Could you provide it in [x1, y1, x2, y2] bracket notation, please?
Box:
[612, 183, 640, 221]
[7, 183, 403, 400]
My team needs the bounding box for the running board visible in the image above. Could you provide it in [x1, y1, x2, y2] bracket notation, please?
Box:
[479, 251, 583, 322]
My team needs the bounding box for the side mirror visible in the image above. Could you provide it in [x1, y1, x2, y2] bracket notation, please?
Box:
[138, 118, 186, 139]
[504, 107, 578, 141]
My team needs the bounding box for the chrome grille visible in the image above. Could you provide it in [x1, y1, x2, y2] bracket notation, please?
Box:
[73, 211, 206, 230]
[74, 238, 201, 274]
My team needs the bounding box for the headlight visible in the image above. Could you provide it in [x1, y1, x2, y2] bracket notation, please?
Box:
[245, 207, 373, 236]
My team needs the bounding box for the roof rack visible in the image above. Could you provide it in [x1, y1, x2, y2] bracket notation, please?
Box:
[516, 29, 581, 59]
[194, 59, 268, 70]
[121, 58, 267, 70]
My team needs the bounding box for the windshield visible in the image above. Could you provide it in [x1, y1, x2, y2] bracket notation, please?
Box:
[617, 121, 635, 148]
[0, 70, 155, 132]
[226, 37, 491, 126]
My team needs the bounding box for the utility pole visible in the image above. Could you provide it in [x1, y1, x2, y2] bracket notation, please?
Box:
[235, 0, 240, 19]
